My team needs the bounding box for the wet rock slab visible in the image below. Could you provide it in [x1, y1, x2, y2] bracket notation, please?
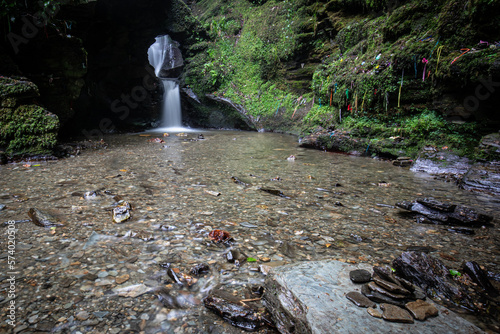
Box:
[263, 260, 484, 334]
[396, 198, 493, 227]
[204, 289, 272, 331]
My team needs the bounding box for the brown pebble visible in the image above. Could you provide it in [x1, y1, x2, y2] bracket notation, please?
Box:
[380, 303, 414, 323]
[367, 307, 382, 318]
[405, 299, 439, 320]
[115, 274, 130, 285]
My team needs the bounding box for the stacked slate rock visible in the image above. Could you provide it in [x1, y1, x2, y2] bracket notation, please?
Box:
[346, 266, 438, 324]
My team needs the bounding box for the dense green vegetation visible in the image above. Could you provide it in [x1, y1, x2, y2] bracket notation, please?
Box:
[186, 0, 500, 158]
[0, 76, 59, 155]
[0, 105, 59, 155]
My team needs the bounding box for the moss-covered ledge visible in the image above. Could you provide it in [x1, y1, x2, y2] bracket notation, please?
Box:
[0, 76, 60, 157]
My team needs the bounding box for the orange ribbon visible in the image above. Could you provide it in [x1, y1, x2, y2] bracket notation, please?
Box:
[451, 48, 470, 65]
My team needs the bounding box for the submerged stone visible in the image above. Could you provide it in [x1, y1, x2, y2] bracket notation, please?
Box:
[112, 201, 131, 223]
[259, 187, 290, 198]
[231, 176, 251, 187]
[190, 263, 210, 276]
[204, 289, 272, 331]
[28, 208, 63, 227]
[114, 284, 152, 298]
[396, 198, 493, 227]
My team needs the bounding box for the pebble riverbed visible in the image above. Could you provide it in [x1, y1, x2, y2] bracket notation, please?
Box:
[1, 130, 499, 333]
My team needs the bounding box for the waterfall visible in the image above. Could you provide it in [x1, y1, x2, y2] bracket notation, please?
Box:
[147, 35, 184, 130]
[161, 80, 182, 128]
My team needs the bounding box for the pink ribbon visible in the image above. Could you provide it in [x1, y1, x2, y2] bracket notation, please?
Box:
[422, 58, 428, 81]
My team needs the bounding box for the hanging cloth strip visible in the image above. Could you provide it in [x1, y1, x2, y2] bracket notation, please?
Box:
[413, 55, 418, 78]
[422, 58, 428, 81]
[451, 48, 470, 65]
[398, 70, 404, 108]
[361, 91, 367, 111]
[435, 45, 444, 74]
[428, 38, 440, 59]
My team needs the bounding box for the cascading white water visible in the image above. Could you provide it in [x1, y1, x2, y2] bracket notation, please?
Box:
[147, 35, 183, 130]
[161, 80, 182, 128]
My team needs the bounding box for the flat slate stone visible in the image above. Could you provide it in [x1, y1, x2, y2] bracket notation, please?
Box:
[263, 260, 484, 334]
[380, 303, 414, 323]
[346, 291, 376, 308]
[405, 300, 439, 320]
[367, 307, 382, 318]
[350, 269, 372, 283]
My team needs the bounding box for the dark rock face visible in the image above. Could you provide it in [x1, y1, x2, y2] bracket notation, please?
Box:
[392, 252, 478, 312]
[204, 289, 272, 331]
[2, 0, 207, 137]
[396, 198, 493, 227]
[463, 261, 498, 296]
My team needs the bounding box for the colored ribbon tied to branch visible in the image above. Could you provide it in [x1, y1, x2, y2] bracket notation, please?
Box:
[422, 58, 428, 81]
[451, 48, 470, 65]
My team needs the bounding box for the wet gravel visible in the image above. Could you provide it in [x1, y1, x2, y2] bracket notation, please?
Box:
[0, 130, 499, 333]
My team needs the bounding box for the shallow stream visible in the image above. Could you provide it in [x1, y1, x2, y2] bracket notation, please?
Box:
[1, 130, 499, 333]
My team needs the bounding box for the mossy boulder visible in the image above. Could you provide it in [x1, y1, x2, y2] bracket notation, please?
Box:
[0, 76, 59, 155]
[0, 76, 39, 105]
[0, 104, 59, 155]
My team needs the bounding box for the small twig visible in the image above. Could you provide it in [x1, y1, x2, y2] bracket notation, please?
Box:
[239, 297, 262, 306]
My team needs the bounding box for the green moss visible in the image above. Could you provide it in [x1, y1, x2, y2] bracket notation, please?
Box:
[335, 110, 482, 158]
[185, 0, 498, 159]
[0, 105, 59, 155]
[0, 77, 39, 99]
